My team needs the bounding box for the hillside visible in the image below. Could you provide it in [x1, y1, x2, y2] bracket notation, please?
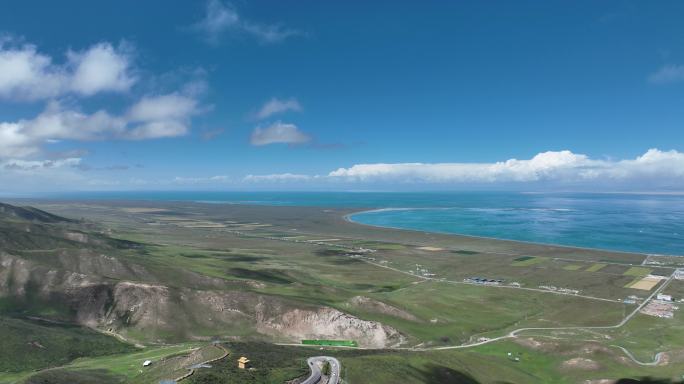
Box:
[0, 203, 73, 224]
[0, 202, 402, 349]
[2, 200, 684, 384]
[0, 316, 135, 374]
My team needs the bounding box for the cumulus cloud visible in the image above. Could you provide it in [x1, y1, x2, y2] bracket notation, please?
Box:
[648, 64, 684, 85]
[239, 149, 684, 189]
[0, 93, 200, 158]
[327, 149, 684, 185]
[125, 93, 199, 139]
[250, 121, 311, 146]
[255, 97, 301, 119]
[193, 0, 300, 44]
[68, 42, 136, 95]
[0, 38, 135, 100]
[128, 93, 198, 121]
[328, 151, 596, 182]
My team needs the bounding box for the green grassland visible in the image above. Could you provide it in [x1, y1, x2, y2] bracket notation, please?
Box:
[562, 264, 583, 271]
[0, 317, 135, 375]
[512, 256, 548, 266]
[129, 344, 227, 384]
[624, 267, 654, 276]
[15, 339, 684, 384]
[362, 281, 625, 345]
[586, 263, 608, 272]
[65, 343, 204, 380]
[187, 342, 310, 384]
[21, 369, 122, 384]
[2, 200, 684, 383]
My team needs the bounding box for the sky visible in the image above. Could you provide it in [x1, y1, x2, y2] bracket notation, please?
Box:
[1, 0, 684, 193]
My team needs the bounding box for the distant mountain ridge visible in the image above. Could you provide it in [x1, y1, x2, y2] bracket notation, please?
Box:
[0, 202, 73, 223]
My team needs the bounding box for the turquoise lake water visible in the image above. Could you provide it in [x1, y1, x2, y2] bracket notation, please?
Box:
[50, 191, 684, 256]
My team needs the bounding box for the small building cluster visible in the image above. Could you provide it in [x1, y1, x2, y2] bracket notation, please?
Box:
[411, 264, 437, 277]
[641, 299, 679, 319]
[464, 277, 504, 285]
[623, 296, 637, 305]
[657, 293, 673, 302]
[675, 269, 684, 280]
[538, 285, 580, 295]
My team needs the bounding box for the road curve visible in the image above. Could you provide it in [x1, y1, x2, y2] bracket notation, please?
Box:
[611, 345, 664, 366]
[301, 356, 341, 384]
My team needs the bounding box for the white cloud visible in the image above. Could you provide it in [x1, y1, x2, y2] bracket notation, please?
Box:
[250, 121, 311, 146]
[243, 173, 312, 182]
[197, 0, 239, 38]
[0, 156, 85, 192]
[0, 38, 135, 101]
[0, 122, 37, 158]
[124, 93, 200, 139]
[240, 149, 684, 189]
[255, 97, 301, 119]
[327, 149, 684, 185]
[127, 93, 199, 122]
[172, 175, 231, 184]
[125, 120, 188, 140]
[241, 22, 300, 44]
[0, 40, 64, 100]
[2, 157, 81, 171]
[0, 93, 200, 158]
[68, 42, 136, 95]
[328, 151, 594, 182]
[648, 64, 684, 84]
[193, 0, 300, 44]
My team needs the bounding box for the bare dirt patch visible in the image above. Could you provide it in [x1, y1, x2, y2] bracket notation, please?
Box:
[627, 275, 663, 290]
[561, 357, 601, 371]
[513, 337, 559, 352]
[347, 296, 419, 321]
[417, 246, 444, 251]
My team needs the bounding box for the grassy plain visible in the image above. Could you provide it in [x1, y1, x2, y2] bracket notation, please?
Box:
[3, 200, 684, 383]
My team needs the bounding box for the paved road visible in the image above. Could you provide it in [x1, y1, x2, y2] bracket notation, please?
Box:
[612, 345, 664, 366]
[301, 356, 341, 384]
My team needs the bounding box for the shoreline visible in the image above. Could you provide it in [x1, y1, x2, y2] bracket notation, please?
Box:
[6, 197, 679, 258]
[343, 208, 678, 258]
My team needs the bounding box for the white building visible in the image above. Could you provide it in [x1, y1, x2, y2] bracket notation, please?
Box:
[675, 269, 684, 280]
[657, 294, 673, 302]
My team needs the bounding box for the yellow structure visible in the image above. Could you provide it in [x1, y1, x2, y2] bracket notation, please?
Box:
[238, 356, 250, 369]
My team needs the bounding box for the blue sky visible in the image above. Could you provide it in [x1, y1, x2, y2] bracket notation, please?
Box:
[1, 0, 684, 192]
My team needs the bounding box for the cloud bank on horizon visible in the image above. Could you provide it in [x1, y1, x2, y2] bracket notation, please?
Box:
[241, 148, 684, 189]
[3, 148, 683, 192]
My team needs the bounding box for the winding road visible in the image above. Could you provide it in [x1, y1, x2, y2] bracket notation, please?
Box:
[230, 228, 676, 365]
[420, 272, 675, 351]
[611, 346, 665, 366]
[301, 356, 341, 384]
